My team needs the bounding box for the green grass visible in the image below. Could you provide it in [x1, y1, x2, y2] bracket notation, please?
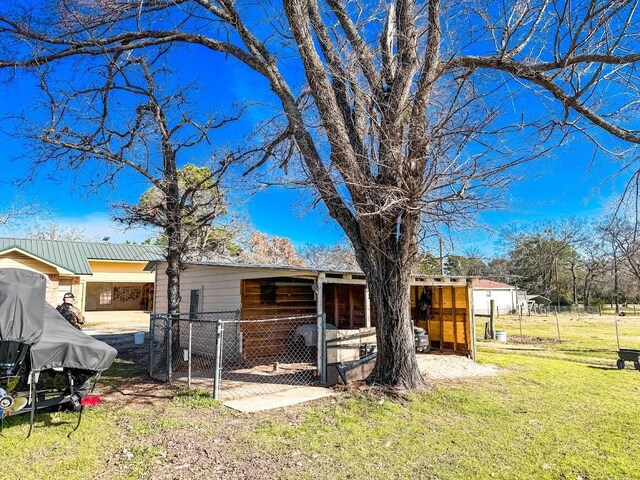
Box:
[249, 352, 640, 479]
[0, 408, 120, 479]
[2, 314, 640, 479]
[477, 312, 640, 363]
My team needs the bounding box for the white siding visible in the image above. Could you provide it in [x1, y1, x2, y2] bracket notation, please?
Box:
[472, 288, 516, 315]
[153, 264, 319, 359]
[153, 264, 317, 314]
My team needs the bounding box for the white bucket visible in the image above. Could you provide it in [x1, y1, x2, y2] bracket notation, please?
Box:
[495, 330, 507, 342]
[133, 332, 145, 345]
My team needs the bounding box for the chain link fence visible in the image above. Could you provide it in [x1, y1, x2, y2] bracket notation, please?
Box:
[149, 312, 326, 400]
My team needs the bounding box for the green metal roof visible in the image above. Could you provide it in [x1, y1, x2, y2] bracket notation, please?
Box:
[0, 237, 164, 275]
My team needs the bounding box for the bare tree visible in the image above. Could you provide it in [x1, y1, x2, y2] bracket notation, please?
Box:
[25, 221, 89, 241]
[580, 226, 610, 307]
[300, 241, 359, 270]
[2, 0, 640, 388]
[238, 231, 305, 266]
[0, 197, 43, 229]
[502, 219, 586, 303]
[20, 54, 239, 316]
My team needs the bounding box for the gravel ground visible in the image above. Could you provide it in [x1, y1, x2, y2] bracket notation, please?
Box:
[417, 353, 498, 380]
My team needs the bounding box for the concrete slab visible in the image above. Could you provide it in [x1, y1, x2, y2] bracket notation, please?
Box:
[223, 386, 336, 413]
[84, 310, 150, 334]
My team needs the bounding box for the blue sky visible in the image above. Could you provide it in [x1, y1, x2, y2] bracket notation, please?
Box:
[0, 41, 633, 257]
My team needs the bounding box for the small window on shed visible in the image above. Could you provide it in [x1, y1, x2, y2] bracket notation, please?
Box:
[260, 282, 277, 305]
[486, 291, 491, 297]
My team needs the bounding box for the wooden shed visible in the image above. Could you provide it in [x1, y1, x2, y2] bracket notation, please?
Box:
[149, 262, 476, 360]
[410, 280, 474, 357]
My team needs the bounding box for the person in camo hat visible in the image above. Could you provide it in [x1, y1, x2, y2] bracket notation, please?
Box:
[56, 292, 86, 330]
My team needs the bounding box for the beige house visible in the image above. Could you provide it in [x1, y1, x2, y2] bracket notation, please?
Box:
[0, 237, 163, 313]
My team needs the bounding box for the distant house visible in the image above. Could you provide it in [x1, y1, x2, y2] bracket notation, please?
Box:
[0, 237, 163, 313]
[471, 279, 528, 315]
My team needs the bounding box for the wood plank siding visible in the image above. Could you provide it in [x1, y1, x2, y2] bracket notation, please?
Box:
[411, 285, 471, 354]
[323, 284, 366, 329]
[240, 278, 316, 360]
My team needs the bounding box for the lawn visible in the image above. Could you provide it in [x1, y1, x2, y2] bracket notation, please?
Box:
[1, 316, 639, 479]
[476, 311, 640, 363]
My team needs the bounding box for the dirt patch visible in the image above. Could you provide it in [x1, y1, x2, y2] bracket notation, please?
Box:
[92, 332, 149, 365]
[508, 335, 562, 345]
[89, 331, 180, 408]
[97, 392, 330, 480]
[98, 374, 179, 409]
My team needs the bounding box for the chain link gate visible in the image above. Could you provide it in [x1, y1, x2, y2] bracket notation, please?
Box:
[149, 312, 327, 400]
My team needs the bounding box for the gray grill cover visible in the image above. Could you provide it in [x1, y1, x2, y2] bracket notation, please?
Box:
[0, 268, 117, 372]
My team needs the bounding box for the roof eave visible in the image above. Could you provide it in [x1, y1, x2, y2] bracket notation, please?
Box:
[0, 246, 78, 275]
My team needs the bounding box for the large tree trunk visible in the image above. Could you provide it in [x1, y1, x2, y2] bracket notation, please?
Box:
[354, 214, 424, 390]
[164, 150, 182, 355]
[583, 277, 591, 308]
[364, 258, 423, 389]
[166, 245, 181, 315]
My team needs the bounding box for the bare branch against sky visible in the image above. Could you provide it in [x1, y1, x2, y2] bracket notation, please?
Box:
[0, 0, 639, 388]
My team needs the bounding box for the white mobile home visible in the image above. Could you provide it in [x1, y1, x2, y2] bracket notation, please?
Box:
[472, 279, 527, 315]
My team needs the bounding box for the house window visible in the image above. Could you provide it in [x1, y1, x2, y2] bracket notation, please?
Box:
[189, 289, 201, 314]
[99, 283, 112, 305]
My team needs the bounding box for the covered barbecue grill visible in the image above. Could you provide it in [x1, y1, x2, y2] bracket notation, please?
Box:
[0, 268, 117, 435]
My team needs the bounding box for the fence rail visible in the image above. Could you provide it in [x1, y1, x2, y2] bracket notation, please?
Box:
[149, 312, 326, 400]
[474, 304, 620, 317]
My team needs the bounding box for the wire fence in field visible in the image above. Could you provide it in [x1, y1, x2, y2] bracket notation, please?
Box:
[149, 312, 326, 400]
[474, 304, 621, 318]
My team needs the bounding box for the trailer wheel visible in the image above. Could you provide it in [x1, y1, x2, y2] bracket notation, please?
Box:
[616, 359, 625, 370]
[634, 360, 640, 371]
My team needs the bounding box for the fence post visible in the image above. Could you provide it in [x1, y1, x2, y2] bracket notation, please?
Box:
[188, 320, 193, 389]
[212, 321, 224, 400]
[489, 299, 496, 340]
[317, 313, 327, 386]
[149, 314, 155, 378]
[519, 306, 523, 342]
[167, 316, 173, 383]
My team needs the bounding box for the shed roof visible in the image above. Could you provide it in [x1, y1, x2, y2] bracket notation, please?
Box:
[471, 279, 514, 290]
[527, 294, 552, 305]
[0, 237, 163, 275]
[145, 259, 472, 286]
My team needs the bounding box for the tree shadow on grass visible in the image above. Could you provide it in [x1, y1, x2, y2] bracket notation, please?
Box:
[1, 409, 79, 436]
[586, 365, 620, 371]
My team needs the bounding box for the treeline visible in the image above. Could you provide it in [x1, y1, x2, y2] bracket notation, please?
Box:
[413, 217, 640, 308]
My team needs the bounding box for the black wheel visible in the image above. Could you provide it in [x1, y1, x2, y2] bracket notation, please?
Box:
[634, 360, 640, 371]
[616, 359, 625, 370]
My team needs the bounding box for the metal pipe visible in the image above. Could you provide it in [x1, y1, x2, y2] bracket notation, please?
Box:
[167, 316, 173, 383]
[149, 314, 155, 378]
[212, 321, 224, 400]
[188, 321, 193, 389]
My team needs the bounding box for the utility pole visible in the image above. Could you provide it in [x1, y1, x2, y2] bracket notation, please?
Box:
[439, 237, 445, 276]
[613, 243, 620, 314]
[554, 257, 561, 341]
[555, 257, 560, 310]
